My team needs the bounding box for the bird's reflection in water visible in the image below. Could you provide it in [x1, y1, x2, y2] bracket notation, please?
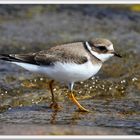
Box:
[50, 110, 58, 124]
[49, 109, 88, 125]
[70, 111, 88, 125]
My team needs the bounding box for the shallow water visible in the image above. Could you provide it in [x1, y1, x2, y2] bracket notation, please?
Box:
[0, 5, 140, 135]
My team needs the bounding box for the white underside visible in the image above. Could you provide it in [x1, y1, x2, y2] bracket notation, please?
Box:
[13, 61, 102, 83]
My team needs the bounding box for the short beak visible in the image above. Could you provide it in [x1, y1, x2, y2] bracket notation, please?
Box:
[113, 52, 122, 58]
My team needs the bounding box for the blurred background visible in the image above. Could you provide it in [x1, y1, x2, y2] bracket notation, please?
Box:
[0, 5, 140, 135]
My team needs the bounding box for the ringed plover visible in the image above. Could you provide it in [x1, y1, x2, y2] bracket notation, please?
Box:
[0, 38, 121, 112]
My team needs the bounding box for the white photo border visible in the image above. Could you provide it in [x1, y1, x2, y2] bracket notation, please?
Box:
[0, 0, 139, 139]
[0, 0, 139, 4]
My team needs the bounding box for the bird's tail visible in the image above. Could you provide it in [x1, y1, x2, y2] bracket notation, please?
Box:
[0, 53, 37, 64]
[0, 54, 18, 62]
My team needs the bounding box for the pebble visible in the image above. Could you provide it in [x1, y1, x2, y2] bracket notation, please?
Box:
[132, 77, 138, 82]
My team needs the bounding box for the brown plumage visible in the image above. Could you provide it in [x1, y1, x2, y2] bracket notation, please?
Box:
[0, 42, 101, 66]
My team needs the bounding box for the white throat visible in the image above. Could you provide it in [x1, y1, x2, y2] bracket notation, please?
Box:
[85, 42, 114, 62]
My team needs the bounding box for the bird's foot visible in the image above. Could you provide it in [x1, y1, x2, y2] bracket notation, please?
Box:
[49, 102, 62, 111]
[68, 92, 91, 113]
[76, 106, 91, 113]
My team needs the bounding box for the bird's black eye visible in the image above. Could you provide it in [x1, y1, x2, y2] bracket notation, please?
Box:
[97, 46, 107, 52]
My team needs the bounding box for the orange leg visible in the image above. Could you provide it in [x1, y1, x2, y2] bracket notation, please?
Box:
[48, 80, 61, 110]
[68, 92, 90, 112]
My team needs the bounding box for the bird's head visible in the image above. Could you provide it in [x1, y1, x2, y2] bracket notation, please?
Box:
[85, 38, 121, 62]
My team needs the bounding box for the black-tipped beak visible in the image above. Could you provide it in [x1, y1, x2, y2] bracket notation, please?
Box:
[113, 52, 122, 58]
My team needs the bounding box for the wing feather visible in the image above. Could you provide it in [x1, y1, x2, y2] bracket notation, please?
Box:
[0, 42, 88, 65]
